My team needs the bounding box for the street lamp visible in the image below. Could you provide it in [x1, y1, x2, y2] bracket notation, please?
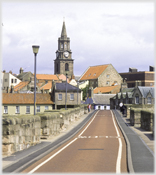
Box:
[32, 45, 40, 115]
[65, 73, 68, 110]
[77, 80, 79, 105]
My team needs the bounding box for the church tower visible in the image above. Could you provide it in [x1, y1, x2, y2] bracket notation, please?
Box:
[54, 20, 74, 79]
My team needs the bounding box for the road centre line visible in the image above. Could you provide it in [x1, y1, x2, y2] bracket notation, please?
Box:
[111, 110, 122, 174]
[78, 136, 123, 139]
[28, 111, 99, 174]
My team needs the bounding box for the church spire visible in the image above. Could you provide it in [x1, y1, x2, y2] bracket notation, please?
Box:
[61, 19, 67, 38]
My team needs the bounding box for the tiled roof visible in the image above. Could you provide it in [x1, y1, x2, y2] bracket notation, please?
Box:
[40, 82, 52, 90]
[93, 94, 116, 104]
[84, 94, 115, 104]
[14, 81, 29, 91]
[2, 93, 53, 105]
[138, 86, 154, 98]
[36, 74, 59, 81]
[80, 64, 109, 81]
[93, 86, 119, 94]
[55, 82, 81, 92]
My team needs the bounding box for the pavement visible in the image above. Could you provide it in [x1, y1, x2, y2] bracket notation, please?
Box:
[2, 109, 155, 173]
[113, 110, 154, 173]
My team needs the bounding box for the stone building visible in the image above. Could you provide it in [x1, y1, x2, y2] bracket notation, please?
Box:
[51, 81, 81, 109]
[54, 21, 74, 79]
[119, 66, 154, 88]
[110, 86, 154, 109]
[79, 64, 123, 89]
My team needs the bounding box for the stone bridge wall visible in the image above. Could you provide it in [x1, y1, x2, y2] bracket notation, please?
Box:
[129, 107, 154, 134]
[2, 105, 88, 156]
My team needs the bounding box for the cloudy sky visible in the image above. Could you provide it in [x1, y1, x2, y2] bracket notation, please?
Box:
[2, 0, 155, 76]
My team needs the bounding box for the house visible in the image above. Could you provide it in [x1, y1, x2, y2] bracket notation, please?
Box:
[132, 86, 154, 105]
[13, 76, 42, 93]
[51, 81, 81, 109]
[17, 68, 34, 82]
[110, 86, 154, 109]
[2, 70, 21, 92]
[79, 64, 123, 88]
[2, 93, 54, 115]
[119, 66, 155, 88]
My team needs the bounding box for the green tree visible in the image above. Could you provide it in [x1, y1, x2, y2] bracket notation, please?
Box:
[81, 85, 89, 101]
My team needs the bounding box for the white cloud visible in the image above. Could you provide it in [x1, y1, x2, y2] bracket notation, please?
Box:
[2, 1, 155, 75]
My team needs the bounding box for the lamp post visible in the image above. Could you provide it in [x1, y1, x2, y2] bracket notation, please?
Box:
[77, 80, 79, 105]
[32, 45, 40, 115]
[65, 73, 68, 110]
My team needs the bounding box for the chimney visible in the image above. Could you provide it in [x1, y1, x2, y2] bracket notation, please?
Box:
[19, 67, 24, 74]
[129, 68, 137, 73]
[135, 80, 141, 87]
[3, 70, 6, 73]
[149, 66, 154, 72]
[9, 70, 12, 74]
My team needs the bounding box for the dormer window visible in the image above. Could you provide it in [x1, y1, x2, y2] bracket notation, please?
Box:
[147, 97, 152, 104]
[93, 73, 96, 76]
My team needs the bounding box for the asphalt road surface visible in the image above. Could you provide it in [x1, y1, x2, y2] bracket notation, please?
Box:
[22, 110, 127, 173]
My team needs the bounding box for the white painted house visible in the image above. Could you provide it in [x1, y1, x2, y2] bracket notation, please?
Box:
[2, 71, 21, 92]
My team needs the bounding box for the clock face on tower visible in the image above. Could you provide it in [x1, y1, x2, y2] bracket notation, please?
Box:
[64, 51, 69, 58]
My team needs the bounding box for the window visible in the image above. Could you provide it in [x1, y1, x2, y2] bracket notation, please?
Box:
[106, 81, 110, 85]
[135, 95, 139, 104]
[65, 63, 69, 71]
[114, 81, 118, 85]
[37, 106, 40, 113]
[70, 94, 74, 100]
[4, 106, 8, 114]
[11, 79, 14, 83]
[58, 94, 62, 100]
[16, 106, 20, 114]
[15, 79, 17, 83]
[26, 106, 30, 114]
[147, 97, 152, 104]
[5, 79, 7, 82]
[106, 74, 110, 78]
[65, 43, 67, 49]
[61, 43, 63, 48]
[45, 106, 49, 110]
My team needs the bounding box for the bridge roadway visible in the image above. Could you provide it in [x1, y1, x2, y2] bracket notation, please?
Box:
[3, 109, 154, 173]
[21, 110, 127, 173]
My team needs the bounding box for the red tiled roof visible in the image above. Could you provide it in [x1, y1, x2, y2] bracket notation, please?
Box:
[40, 82, 52, 90]
[80, 64, 109, 81]
[94, 86, 119, 94]
[2, 93, 54, 105]
[14, 81, 29, 91]
[36, 74, 58, 81]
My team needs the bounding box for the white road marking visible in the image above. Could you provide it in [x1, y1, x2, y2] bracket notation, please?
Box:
[78, 110, 99, 137]
[111, 110, 122, 174]
[28, 111, 99, 174]
[28, 138, 77, 174]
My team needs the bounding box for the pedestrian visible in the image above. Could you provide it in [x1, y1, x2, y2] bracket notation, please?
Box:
[89, 104, 91, 112]
[88, 103, 91, 112]
[119, 102, 123, 113]
[87, 104, 89, 112]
